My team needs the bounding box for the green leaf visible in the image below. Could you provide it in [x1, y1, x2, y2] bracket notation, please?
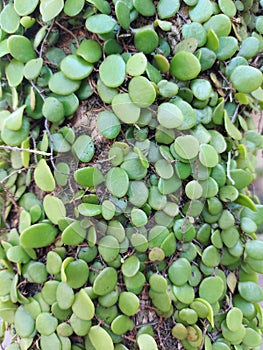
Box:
[230, 66, 263, 93]
[85, 14, 116, 34]
[128, 76, 156, 107]
[40, 0, 64, 22]
[42, 97, 65, 123]
[106, 167, 129, 197]
[24, 58, 43, 80]
[20, 223, 58, 248]
[5, 105, 25, 131]
[112, 93, 141, 124]
[48, 72, 81, 95]
[199, 276, 224, 303]
[199, 144, 219, 167]
[134, 26, 159, 54]
[64, 0, 85, 16]
[36, 312, 58, 335]
[97, 111, 121, 139]
[99, 54, 126, 88]
[119, 291, 140, 316]
[115, 0, 131, 30]
[174, 135, 200, 160]
[238, 281, 263, 303]
[61, 55, 94, 80]
[74, 167, 104, 187]
[133, 0, 155, 16]
[224, 111, 242, 140]
[1, 117, 30, 146]
[88, 326, 114, 350]
[14, 306, 35, 338]
[14, 0, 39, 16]
[34, 159, 56, 192]
[137, 334, 158, 350]
[93, 267, 118, 295]
[7, 35, 36, 63]
[43, 195, 66, 224]
[157, 0, 180, 19]
[5, 60, 24, 87]
[170, 51, 201, 81]
[126, 53, 147, 76]
[77, 39, 102, 63]
[0, 3, 20, 34]
[157, 102, 184, 129]
[72, 289, 95, 320]
[72, 135, 95, 162]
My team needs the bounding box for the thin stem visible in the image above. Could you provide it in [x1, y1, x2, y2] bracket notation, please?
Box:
[0, 145, 51, 156]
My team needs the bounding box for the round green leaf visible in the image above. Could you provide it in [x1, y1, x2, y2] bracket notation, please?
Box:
[77, 39, 102, 63]
[111, 314, 134, 335]
[155, 159, 174, 179]
[106, 167, 129, 197]
[43, 195, 66, 225]
[134, 27, 159, 54]
[119, 291, 140, 316]
[130, 208, 148, 227]
[72, 289, 95, 320]
[48, 71, 81, 95]
[24, 58, 43, 80]
[174, 135, 199, 160]
[98, 235, 120, 263]
[168, 258, 192, 286]
[185, 180, 203, 200]
[34, 159, 56, 192]
[8, 35, 36, 63]
[128, 181, 149, 207]
[4, 105, 25, 131]
[128, 76, 156, 108]
[97, 111, 121, 139]
[133, 0, 155, 16]
[157, 0, 180, 19]
[191, 79, 212, 100]
[238, 281, 263, 303]
[56, 282, 74, 310]
[182, 22, 207, 47]
[72, 135, 94, 162]
[5, 60, 24, 87]
[74, 167, 104, 188]
[126, 53, 147, 76]
[61, 55, 93, 80]
[226, 307, 243, 332]
[20, 223, 58, 248]
[14, 306, 35, 338]
[170, 51, 201, 81]
[137, 334, 158, 350]
[157, 102, 184, 129]
[88, 326, 114, 350]
[40, 0, 64, 22]
[203, 14, 231, 37]
[199, 276, 224, 303]
[85, 14, 116, 34]
[112, 93, 140, 124]
[115, 0, 131, 30]
[199, 144, 218, 168]
[202, 245, 220, 267]
[93, 267, 118, 295]
[230, 66, 263, 93]
[64, 0, 85, 16]
[62, 220, 86, 246]
[42, 97, 65, 123]
[99, 54, 126, 88]
[36, 312, 58, 335]
[0, 4, 20, 34]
